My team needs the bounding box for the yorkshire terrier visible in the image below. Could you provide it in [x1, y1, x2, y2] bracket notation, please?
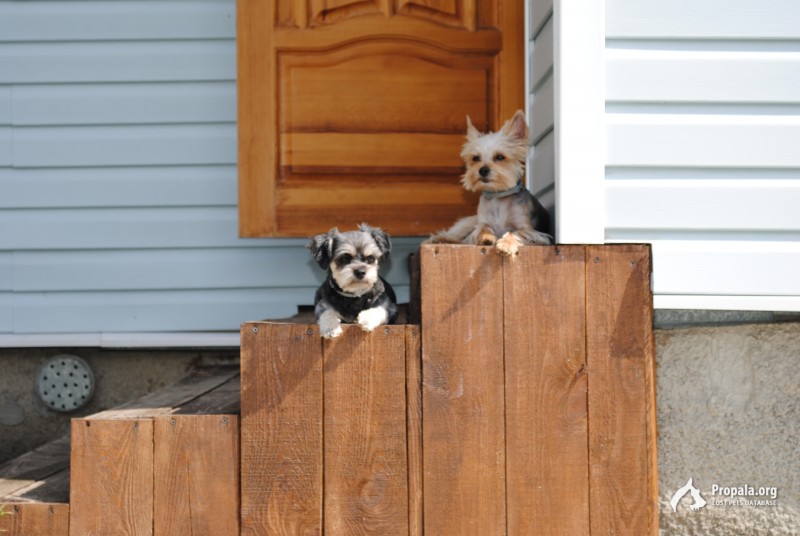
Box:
[429, 110, 552, 255]
[307, 224, 398, 340]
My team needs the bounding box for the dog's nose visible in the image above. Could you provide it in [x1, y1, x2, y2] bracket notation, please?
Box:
[354, 269, 366, 280]
[479, 166, 491, 178]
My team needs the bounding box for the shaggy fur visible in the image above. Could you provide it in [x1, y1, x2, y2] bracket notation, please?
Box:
[429, 110, 552, 255]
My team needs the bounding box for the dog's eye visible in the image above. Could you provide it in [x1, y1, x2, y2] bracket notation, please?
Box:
[338, 254, 352, 265]
[364, 256, 376, 265]
[494, 154, 505, 162]
[472, 155, 481, 163]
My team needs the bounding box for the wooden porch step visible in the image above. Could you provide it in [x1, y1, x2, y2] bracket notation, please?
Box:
[0, 436, 70, 535]
[0, 365, 241, 536]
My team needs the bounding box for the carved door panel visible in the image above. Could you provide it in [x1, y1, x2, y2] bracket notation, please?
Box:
[238, 0, 524, 236]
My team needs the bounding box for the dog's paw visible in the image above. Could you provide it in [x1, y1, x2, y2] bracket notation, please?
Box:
[319, 311, 343, 339]
[357, 307, 387, 332]
[495, 232, 521, 257]
[321, 324, 343, 339]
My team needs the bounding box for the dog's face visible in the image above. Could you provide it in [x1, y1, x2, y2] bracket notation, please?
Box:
[459, 110, 529, 193]
[307, 224, 391, 296]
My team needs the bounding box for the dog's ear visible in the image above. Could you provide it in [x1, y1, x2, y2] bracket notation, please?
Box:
[359, 223, 392, 259]
[501, 110, 529, 143]
[307, 228, 338, 269]
[465, 115, 481, 141]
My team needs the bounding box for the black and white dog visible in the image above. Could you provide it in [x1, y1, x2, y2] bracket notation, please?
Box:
[307, 224, 398, 339]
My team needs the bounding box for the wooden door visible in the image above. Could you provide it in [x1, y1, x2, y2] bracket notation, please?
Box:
[238, 0, 525, 237]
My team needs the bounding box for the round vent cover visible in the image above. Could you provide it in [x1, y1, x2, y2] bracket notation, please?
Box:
[36, 355, 95, 413]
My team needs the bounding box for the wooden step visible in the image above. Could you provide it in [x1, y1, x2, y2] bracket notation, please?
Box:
[0, 436, 70, 536]
[1, 365, 241, 536]
[241, 244, 658, 536]
[240, 323, 421, 536]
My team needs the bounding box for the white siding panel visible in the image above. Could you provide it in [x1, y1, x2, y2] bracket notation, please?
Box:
[654, 295, 800, 312]
[0, 294, 11, 332]
[0, 253, 12, 291]
[531, 75, 553, 143]
[607, 49, 800, 103]
[13, 124, 236, 167]
[531, 129, 554, 195]
[648, 241, 800, 296]
[0, 1, 235, 42]
[0, 41, 235, 84]
[607, 116, 800, 168]
[606, 179, 800, 232]
[13, 82, 236, 126]
[14, 248, 320, 291]
[0, 166, 237, 209]
[607, 0, 800, 40]
[0, 127, 10, 165]
[530, 0, 553, 37]
[2, 207, 247, 250]
[0, 86, 10, 124]
[531, 17, 553, 89]
[13, 289, 306, 333]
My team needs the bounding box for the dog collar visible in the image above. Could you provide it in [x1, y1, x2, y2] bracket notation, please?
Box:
[329, 279, 366, 298]
[482, 181, 524, 200]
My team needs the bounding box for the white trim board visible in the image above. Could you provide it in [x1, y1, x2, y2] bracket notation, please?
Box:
[0, 332, 241, 348]
[553, 0, 606, 244]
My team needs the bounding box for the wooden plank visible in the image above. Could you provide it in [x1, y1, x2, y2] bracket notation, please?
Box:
[323, 326, 409, 535]
[504, 245, 589, 535]
[240, 323, 323, 536]
[406, 326, 423, 536]
[420, 244, 506, 535]
[69, 419, 154, 536]
[154, 414, 240, 536]
[586, 245, 657, 536]
[173, 376, 240, 415]
[2, 469, 69, 506]
[88, 365, 239, 420]
[0, 435, 70, 498]
[0, 503, 69, 536]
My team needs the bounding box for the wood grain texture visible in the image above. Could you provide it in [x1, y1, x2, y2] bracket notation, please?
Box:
[88, 365, 239, 420]
[153, 415, 240, 536]
[240, 322, 323, 536]
[238, 0, 523, 237]
[323, 326, 409, 535]
[586, 245, 655, 536]
[0, 503, 69, 536]
[237, 0, 275, 236]
[504, 245, 589, 535]
[406, 326, 423, 536]
[420, 244, 506, 535]
[0, 435, 70, 498]
[69, 419, 154, 536]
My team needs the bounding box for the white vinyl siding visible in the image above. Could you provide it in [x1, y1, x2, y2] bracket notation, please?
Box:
[603, 0, 800, 310]
[528, 0, 555, 213]
[0, 0, 416, 341]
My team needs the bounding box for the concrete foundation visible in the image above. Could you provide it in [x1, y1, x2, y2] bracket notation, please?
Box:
[657, 322, 800, 534]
